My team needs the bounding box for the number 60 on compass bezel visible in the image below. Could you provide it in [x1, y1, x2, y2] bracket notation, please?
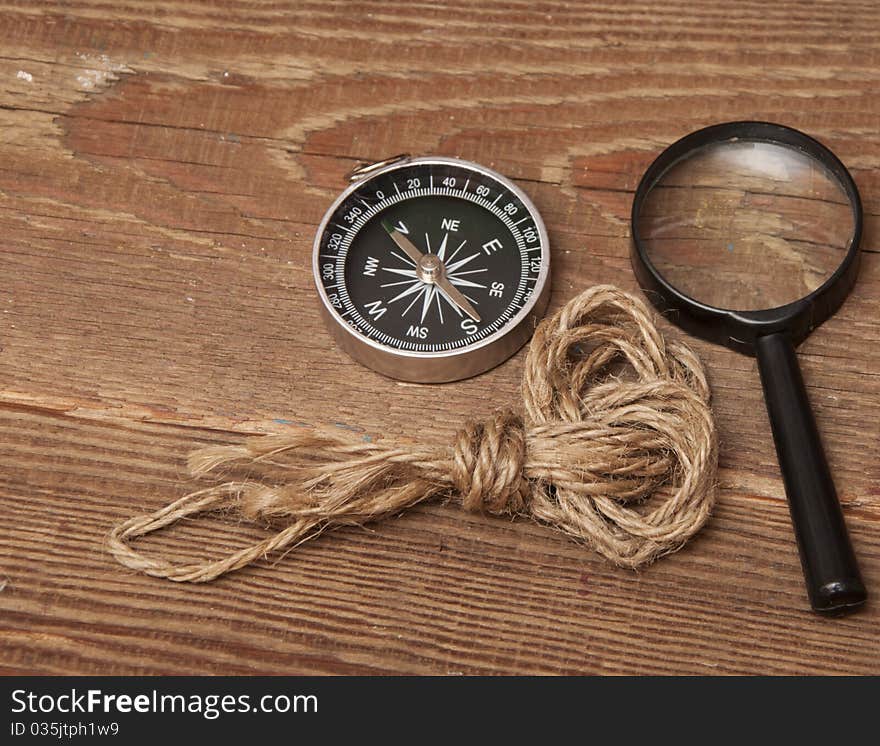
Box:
[312, 156, 551, 383]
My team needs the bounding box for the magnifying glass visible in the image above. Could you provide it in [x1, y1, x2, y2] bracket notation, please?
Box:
[630, 121, 866, 614]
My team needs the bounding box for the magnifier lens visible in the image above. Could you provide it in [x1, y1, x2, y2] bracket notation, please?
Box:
[637, 140, 855, 311]
[631, 123, 866, 613]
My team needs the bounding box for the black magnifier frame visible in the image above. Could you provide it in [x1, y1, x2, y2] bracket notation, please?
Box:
[631, 121, 866, 614]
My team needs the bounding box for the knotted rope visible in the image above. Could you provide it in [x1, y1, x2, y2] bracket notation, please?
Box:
[109, 285, 718, 582]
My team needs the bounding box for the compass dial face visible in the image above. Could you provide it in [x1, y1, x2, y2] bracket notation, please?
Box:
[314, 158, 550, 380]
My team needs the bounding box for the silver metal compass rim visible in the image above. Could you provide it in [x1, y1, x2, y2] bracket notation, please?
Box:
[311, 155, 551, 383]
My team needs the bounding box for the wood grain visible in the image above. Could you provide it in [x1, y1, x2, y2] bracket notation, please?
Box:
[0, 0, 878, 675]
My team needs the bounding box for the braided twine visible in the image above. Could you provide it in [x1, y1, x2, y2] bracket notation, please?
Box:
[109, 285, 718, 582]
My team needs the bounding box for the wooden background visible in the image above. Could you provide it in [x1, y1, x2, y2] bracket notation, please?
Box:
[1, 1, 878, 675]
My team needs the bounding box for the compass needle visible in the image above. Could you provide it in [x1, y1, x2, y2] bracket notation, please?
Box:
[437, 286, 463, 318]
[315, 157, 549, 381]
[382, 218, 424, 265]
[436, 276, 481, 322]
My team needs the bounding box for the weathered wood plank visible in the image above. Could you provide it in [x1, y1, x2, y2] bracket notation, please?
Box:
[1, 404, 878, 675]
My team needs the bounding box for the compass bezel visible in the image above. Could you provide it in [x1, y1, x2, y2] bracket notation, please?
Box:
[312, 156, 551, 382]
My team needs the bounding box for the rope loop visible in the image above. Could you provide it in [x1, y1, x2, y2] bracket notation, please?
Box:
[109, 285, 718, 581]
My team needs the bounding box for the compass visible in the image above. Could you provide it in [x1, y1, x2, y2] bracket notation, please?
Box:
[312, 155, 551, 382]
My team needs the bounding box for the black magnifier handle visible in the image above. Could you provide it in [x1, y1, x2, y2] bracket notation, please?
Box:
[755, 332, 866, 613]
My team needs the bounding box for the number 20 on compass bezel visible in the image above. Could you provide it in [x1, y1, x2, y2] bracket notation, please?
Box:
[312, 156, 551, 382]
